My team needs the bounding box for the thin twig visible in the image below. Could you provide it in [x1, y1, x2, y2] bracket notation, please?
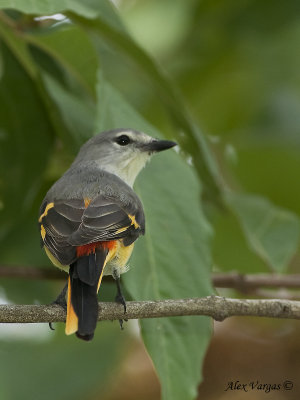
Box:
[1, 266, 300, 293]
[0, 265, 63, 280]
[213, 272, 300, 290]
[0, 296, 300, 324]
[244, 288, 300, 300]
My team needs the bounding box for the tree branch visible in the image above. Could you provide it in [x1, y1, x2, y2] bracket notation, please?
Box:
[1, 266, 300, 292]
[0, 265, 62, 280]
[1, 296, 300, 324]
[213, 272, 300, 290]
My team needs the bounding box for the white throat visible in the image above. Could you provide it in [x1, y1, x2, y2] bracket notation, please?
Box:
[98, 152, 150, 187]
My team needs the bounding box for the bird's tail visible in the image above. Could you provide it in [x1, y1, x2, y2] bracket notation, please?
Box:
[65, 248, 108, 341]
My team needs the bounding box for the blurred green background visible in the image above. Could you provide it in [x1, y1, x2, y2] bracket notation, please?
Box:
[0, 0, 300, 399]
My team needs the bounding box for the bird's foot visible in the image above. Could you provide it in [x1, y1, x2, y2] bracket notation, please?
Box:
[115, 291, 127, 314]
[114, 275, 128, 330]
[115, 292, 128, 330]
[51, 283, 68, 310]
[49, 282, 68, 331]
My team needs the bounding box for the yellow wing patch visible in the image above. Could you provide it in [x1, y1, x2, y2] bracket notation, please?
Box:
[129, 214, 140, 229]
[40, 224, 46, 240]
[84, 198, 91, 208]
[39, 202, 54, 222]
[115, 226, 128, 234]
[116, 215, 140, 234]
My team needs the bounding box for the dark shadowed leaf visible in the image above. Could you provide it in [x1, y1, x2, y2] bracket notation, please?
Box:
[0, 39, 53, 242]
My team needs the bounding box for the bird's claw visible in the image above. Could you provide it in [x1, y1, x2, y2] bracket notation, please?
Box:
[48, 283, 68, 331]
[114, 276, 127, 330]
[51, 282, 68, 310]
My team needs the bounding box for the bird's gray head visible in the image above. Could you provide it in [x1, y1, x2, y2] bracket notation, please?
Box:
[74, 129, 177, 187]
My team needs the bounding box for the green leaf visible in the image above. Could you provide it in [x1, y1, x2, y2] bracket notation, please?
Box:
[0, 17, 37, 79]
[0, 0, 119, 21]
[96, 75, 213, 400]
[26, 23, 99, 149]
[40, 70, 96, 145]
[225, 192, 300, 272]
[0, 0, 223, 205]
[0, 39, 53, 239]
[25, 24, 98, 97]
[212, 208, 269, 274]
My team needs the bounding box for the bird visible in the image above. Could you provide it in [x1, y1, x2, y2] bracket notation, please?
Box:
[38, 129, 176, 341]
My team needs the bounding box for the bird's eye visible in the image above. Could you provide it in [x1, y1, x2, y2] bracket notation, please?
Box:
[115, 135, 131, 146]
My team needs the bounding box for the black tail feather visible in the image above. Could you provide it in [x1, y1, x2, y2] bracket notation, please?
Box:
[69, 248, 108, 341]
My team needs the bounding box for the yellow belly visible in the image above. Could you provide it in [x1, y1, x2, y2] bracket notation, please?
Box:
[104, 241, 134, 276]
[44, 247, 69, 273]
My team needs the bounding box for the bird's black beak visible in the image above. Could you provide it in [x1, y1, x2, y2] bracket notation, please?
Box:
[143, 139, 177, 153]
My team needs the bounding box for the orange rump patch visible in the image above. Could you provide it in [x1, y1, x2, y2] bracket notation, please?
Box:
[76, 240, 116, 258]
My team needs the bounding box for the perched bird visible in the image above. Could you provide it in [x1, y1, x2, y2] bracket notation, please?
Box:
[39, 129, 176, 340]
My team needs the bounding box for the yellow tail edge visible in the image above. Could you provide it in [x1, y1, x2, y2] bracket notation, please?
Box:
[65, 276, 78, 335]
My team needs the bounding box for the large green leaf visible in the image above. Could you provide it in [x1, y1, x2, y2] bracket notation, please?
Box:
[225, 192, 300, 272]
[96, 76, 213, 400]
